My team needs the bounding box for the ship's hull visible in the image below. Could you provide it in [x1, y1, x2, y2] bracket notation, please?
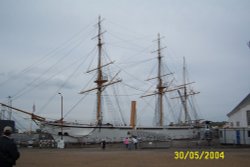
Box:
[40, 121, 202, 143]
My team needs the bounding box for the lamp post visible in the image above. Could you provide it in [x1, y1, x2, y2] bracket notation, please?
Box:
[58, 93, 63, 140]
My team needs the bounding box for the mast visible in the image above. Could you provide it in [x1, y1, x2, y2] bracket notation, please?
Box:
[172, 57, 200, 124]
[156, 33, 165, 126]
[95, 16, 107, 125]
[182, 57, 190, 123]
[79, 16, 121, 125]
[142, 33, 168, 126]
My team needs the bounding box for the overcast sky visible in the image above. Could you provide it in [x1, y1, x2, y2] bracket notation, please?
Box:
[0, 0, 250, 130]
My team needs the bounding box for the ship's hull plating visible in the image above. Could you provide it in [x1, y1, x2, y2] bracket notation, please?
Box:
[40, 121, 201, 143]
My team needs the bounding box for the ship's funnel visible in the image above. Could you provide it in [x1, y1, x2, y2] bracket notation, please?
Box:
[130, 101, 136, 129]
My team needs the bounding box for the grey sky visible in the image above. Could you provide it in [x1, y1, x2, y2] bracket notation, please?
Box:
[0, 0, 250, 130]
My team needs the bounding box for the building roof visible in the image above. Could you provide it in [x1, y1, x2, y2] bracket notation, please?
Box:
[227, 93, 250, 117]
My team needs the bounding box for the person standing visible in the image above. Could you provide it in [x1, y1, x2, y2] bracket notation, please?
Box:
[128, 137, 133, 150]
[124, 137, 129, 149]
[101, 139, 106, 150]
[0, 126, 20, 167]
[132, 137, 138, 149]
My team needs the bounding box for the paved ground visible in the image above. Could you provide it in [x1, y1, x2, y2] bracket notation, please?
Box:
[16, 147, 250, 167]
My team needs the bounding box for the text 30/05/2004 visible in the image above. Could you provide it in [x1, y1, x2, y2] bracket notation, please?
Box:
[174, 151, 224, 160]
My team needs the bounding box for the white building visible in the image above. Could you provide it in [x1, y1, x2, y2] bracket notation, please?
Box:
[227, 93, 250, 127]
[219, 93, 250, 145]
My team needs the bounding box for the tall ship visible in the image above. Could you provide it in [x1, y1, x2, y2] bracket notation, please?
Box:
[0, 17, 202, 143]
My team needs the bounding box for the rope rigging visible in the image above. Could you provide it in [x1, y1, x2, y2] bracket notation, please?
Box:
[0, 17, 202, 130]
[0, 22, 95, 87]
[63, 92, 89, 119]
[11, 35, 94, 100]
[37, 47, 96, 114]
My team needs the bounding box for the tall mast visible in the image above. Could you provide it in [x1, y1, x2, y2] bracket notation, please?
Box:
[95, 16, 107, 125]
[156, 33, 165, 126]
[182, 57, 189, 123]
[174, 57, 200, 124]
[79, 16, 121, 125]
[142, 33, 168, 126]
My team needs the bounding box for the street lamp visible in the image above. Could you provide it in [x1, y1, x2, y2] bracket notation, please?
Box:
[58, 93, 63, 140]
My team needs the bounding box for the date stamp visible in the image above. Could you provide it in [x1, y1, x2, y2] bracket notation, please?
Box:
[174, 151, 224, 160]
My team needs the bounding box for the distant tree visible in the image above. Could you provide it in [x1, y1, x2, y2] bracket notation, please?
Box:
[247, 41, 250, 49]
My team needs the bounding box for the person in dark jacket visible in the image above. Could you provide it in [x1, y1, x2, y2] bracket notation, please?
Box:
[0, 126, 20, 167]
[101, 139, 106, 150]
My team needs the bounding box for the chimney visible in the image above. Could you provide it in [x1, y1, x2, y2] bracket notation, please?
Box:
[130, 101, 136, 129]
